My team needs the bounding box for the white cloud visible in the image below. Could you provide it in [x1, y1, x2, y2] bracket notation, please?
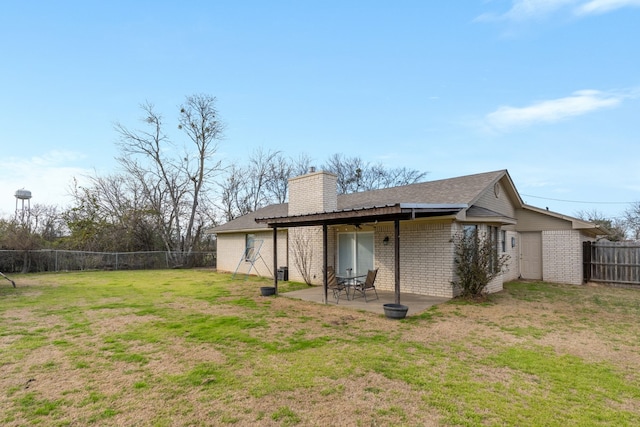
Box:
[483, 89, 623, 132]
[576, 0, 640, 15]
[476, 0, 577, 21]
[477, 0, 640, 21]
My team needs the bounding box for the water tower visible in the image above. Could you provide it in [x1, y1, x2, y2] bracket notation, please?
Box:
[15, 189, 32, 223]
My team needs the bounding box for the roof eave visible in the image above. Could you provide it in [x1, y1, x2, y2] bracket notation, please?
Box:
[208, 226, 270, 235]
[463, 216, 518, 226]
[255, 203, 468, 228]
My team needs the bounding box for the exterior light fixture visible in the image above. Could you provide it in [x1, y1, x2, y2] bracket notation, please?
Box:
[383, 236, 390, 246]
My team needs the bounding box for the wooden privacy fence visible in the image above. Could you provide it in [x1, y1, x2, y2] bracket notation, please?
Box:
[583, 241, 640, 285]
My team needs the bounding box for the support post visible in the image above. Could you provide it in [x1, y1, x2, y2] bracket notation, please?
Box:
[582, 240, 591, 283]
[273, 227, 278, 293]
[323, 224, 328, 304]
[394, 219, 401, 305]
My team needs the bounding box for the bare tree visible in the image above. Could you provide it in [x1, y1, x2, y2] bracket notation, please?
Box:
[65, 174, 164, 251]
[290, 153, 313, 177]
[218, 164, 249, 222]
[114, 94, 224, 262]
[323, 153, 367, 194]
[262, 151, 315, 204]
[245, 147, 281, 211]
[576, 209, 627, 241]
[322, 154, 428, 194]
[264, 151, 293, 204]
[290, 227, 317, 285]
[29, 203, 65, 243]
[218, 148, 303, 220]
[623, 202, 640, 241]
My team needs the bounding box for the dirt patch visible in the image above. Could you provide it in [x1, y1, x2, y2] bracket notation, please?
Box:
[86, 311, 159, 336]
[144, 337, 227, 375]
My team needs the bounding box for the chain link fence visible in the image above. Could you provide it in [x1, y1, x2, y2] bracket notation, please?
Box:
[0, 250, 216, 273]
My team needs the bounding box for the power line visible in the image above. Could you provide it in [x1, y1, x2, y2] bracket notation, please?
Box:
[520, 193, 633, 205]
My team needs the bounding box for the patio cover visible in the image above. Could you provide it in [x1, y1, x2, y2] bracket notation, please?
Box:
[254, 203, 467, 305]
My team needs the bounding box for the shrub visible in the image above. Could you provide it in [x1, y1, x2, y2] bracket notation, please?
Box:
[451, 230, 510, 299]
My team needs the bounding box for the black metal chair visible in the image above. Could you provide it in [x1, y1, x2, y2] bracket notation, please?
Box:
[326, 266, 348, 304]
[353, 269, 379, 302]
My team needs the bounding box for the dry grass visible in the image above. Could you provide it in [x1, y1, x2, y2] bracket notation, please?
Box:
[1, 271, 640, 426]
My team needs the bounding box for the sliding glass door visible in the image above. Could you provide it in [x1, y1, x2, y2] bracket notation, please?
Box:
[337, 232, 374, 277]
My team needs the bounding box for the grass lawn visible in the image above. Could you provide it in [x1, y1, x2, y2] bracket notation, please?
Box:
[1, 270, 640, 426]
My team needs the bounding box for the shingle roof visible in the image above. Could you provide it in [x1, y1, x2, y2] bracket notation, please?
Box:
[210, 203, 288, 233]
[336, 170, 506, 210]
[209, 170, 508, 233]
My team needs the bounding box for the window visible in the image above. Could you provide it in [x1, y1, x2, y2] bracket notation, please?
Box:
[488, 226, 499, 270]
[501, 230, 507, 252]
[463, 224, 477, 238]
[488, 226, 498, 247]
[245, 234, 255, 261]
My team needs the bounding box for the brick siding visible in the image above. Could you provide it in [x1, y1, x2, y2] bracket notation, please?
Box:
[542, 230, 583, 285]
[373, 221, 458, 298]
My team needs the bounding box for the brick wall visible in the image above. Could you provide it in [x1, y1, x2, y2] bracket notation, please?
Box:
[374, 221, 458, 298]
[542, 229, 583, 285]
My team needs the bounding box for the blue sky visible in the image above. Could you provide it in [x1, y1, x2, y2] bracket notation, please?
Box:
[1, 0, 639, 220]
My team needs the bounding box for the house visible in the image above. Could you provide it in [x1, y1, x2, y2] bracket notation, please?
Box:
[207, 169, 606, 299]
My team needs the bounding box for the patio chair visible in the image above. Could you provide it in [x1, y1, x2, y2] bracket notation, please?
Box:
[325, 266, 348, 304]
[353, 269, 379, 302]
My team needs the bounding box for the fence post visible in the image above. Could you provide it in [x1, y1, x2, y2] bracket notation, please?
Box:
[582, 241, 592, 283]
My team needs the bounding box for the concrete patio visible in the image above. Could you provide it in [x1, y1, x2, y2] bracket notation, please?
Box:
[279, 285, 450, 316]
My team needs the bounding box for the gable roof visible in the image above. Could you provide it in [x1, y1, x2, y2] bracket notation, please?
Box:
[520, 204, 608, 236]
[209, 170, 517, 234]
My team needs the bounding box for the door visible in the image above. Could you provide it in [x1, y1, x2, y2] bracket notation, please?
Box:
[337, 232, 374, 277]
[520, 232, 542, 280]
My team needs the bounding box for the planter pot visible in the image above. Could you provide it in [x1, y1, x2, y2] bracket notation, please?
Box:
[260, 286, 276, 297]
[383, 303, 409, 319]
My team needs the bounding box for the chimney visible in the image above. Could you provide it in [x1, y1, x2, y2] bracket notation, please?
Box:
[288, 170, 337, 216]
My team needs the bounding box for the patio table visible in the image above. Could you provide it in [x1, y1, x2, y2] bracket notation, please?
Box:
[336, 273, 366, 300]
